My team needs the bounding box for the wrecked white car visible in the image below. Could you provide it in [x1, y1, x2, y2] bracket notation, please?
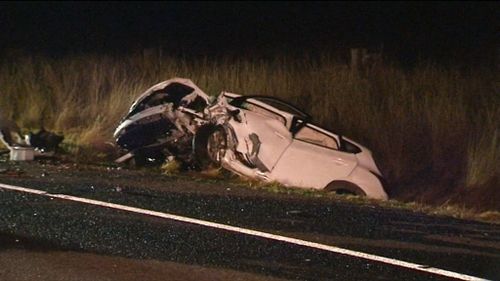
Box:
[114, 78, 388, 200]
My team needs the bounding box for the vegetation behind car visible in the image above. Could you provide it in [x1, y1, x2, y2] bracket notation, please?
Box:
[0, 52, 497, 211]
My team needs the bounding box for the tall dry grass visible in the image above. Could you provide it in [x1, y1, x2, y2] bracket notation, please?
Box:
[0, 52, 498, 205]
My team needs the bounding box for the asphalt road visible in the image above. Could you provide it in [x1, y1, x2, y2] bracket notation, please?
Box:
[0, 161, 499, 280]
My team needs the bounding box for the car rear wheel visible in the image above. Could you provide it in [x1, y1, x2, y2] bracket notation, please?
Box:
[324, 181, 367, 197]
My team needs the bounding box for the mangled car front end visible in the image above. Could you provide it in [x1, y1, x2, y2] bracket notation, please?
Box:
[114, 78, 209, 164]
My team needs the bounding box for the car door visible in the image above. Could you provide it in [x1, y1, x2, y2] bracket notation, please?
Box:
[229, 106, 293, 172]
[270, 124, 357, 189]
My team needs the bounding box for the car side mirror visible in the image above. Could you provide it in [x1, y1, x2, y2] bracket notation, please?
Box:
[229, 109, 242, 122]
[290, 116, 309, 137]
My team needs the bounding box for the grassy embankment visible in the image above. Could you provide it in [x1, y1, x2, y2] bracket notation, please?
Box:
[0, 53, 498, 210]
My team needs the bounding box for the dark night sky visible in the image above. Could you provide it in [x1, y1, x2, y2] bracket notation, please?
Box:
[0, 2, 498, 63]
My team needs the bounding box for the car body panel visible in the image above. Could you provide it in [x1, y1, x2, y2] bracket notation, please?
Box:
[228, 110, 293, 171]
[270, 140, 357, 189]
[341, 166, 387, 200]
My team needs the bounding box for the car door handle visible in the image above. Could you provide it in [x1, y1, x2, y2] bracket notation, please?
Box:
[333, 158, 347, 166]
[274, 132, 287, 139]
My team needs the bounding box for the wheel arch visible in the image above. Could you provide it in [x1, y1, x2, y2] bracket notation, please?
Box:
[324, 180, 367, 196]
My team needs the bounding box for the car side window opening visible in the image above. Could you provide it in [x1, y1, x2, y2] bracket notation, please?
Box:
[239, 102, 286, 125]
[252, 97, 310, 120]
[294, 125, 339, 150]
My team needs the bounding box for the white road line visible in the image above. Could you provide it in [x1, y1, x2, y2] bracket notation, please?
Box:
[0, 182, 489, 281]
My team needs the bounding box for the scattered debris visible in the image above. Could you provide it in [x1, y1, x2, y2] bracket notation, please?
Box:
[0, 114, 34, 161]
[25, 128, 64, 154]
[0, 112, 64, 161]
[114, 78, 388, 200]
[9, 146, 34, 161]
[160, 156, 182, 175]
[0, 111, 25, 148]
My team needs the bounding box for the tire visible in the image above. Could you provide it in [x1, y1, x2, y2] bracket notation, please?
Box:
[194, 125, 227, 168]
[324, 181, 367, 197]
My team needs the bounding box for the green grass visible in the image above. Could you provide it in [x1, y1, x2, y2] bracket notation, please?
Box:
[0, 52, 498, 209]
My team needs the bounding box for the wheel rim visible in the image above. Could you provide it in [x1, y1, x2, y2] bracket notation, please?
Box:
[207, 129, 226, 164]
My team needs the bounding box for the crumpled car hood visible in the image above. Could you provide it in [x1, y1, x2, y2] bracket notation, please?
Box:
[114, 78, 210, 151]
[125, 78, 210, 120]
